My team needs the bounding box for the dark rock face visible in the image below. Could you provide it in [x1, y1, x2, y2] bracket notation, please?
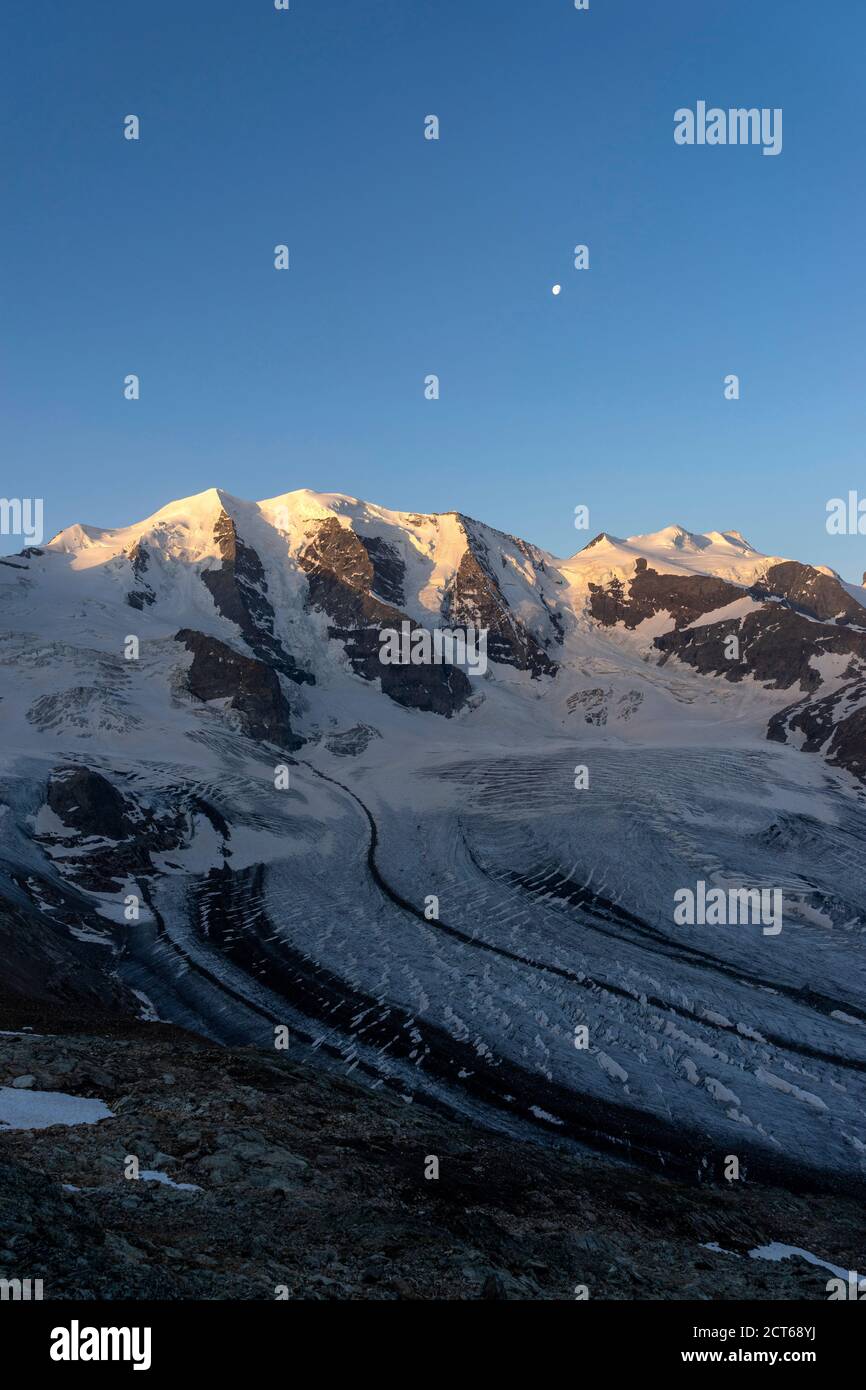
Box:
[175, 628, 301, 749]
[324, 724, 381, 757]
[769, 680, 866, 781]
[126, 540, 156, 610]
[0, 899, 138, 1023]
[566, 687, 643, 725]
[380, 661, 472, 716]
[648, 589, 866, 779]
[656, 607, 866, 692]
[299, 519, 471, 717]
[201, 511, 313, 686]
[589, 559, 866, 782]
[756, 561, 866, 624]
[299, 518, 402, 631]
[40, 766, 186, 893]
[359, 535, 405, 606]
[442, 519, 558, 678]
[589, 563, 740, 631]
[47, 766, 138, 841]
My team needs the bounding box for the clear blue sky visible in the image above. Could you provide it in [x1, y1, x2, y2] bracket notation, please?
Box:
[3, 0, 865, 577]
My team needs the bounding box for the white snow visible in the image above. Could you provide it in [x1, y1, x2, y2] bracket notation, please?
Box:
[138, 1169, 202, 1191]
[0, 1088, 114, 1131]
[702, 1241, 865, 1288]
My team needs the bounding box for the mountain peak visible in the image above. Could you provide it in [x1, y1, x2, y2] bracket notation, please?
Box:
[630, 524, 710, 552]
[626, 525, 755, 555]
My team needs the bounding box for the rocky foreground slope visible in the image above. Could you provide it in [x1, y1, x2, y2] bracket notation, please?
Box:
[2, 1016, 864, 1301]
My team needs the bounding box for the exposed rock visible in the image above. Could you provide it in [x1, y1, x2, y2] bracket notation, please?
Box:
[47, 766, 138, 841]
[324, 725, 382, 757]
[40, 765, 187, 892]
[201, 511, 313, 685]
[125, 539, 156, 610]
[0, 898, 139, 1026]
[442, 518, 558, 677]
[768, 679, 866, 781]
[380, 659, 472, 717]
[588, 562, 740, 631]
[175, 628, 301, 749]
[756, 561, 866, 625]
[656, 607, 866, 692]
[589, 559, 866, 781]
[299, 519, 471, 717]
[566, 688, 644, 725]
[359, 535, 405, 606]
[299, 518, 405, 632]
[0, 1024, 862, 1302]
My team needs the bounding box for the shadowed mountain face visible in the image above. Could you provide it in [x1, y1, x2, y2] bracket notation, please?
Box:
[1, 488, 866, 1230]
[588, 564, 739, 630]
[441, 517, 559, 677]
[298, 517, 471, 715]
[585, 553, 866, 776]
[201, 511, 314, 686]
[175, 628, 302, 749]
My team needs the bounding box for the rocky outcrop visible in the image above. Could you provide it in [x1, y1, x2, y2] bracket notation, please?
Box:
[323, 724, 382, 757]
[299, 519, 471, 716]
[299, 518, 406, 632]
[47, 766, 139, 841]
[644, 586, 866, 778]
[360, 535, 406, 606]
[442, 518, 558, 677]
[588, 561, 740, 631]
[566, 687, 644, 725]
[379, 658, 472, 716]
[175, 629, 301, 749]
[201, 511, 313, 685]
[125, 540, 156, 610]
[0, 898, 138, 1025]
[588, 559, 866, 781]
[589, 558, 866, 645]
[655, 606, 866, 691]
[40, 766, 187, 892]
[755, 561, 866, 625]
[768, 680, 866, 781]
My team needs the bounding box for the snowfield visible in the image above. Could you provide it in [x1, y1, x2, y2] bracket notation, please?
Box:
[0, 1088, 114, 1131]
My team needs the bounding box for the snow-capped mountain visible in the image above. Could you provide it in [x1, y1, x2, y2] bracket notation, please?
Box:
[2, 488, 866, 1193]
[10, 488, 866, 771]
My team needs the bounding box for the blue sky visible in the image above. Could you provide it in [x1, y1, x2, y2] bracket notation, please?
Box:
[3, 0, 864, 577]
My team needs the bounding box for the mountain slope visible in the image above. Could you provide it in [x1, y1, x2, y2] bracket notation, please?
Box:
[1, 489, 866, 1194]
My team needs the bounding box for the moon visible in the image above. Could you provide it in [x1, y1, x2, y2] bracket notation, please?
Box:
[551, 284, 562, 295]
